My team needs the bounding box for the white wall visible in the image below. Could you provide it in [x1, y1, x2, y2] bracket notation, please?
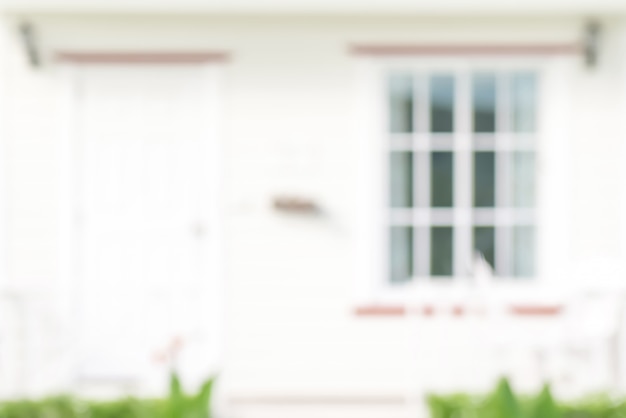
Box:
[0, 13, 624, 412]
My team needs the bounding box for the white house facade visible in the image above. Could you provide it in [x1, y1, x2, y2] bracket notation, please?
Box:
[0, 2, 626, 418]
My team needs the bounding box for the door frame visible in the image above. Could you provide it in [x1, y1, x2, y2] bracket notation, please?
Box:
[57, 54, 226, 390]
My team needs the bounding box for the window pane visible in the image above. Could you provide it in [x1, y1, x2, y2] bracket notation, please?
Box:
[474, 227, 495, 270]
[431, 152, 454, 207]
[390, 152, 413, 207]
[430, 75, 454, 133]
[474, 152, 495, 207]
[512, 226, 535, 277]
[512, 151, 535, 208]
[431, 227, 453, 276]
[511, 73, 536, 133]
[473, 73, 496, 133]
[390, 226, 413, 283]
[389, 74, 414, 133]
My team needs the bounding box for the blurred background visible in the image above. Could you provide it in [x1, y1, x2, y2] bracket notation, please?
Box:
[0, 0, 625, 417]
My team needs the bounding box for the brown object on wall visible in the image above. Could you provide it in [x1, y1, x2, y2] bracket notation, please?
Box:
[273, 196, 319, 214]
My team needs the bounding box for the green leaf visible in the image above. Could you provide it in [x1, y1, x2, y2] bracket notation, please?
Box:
[192, 377, 215, 418]
[167, 372, 186, 418]
[481, 377, 523, 418]
[529, 384, 560, 418]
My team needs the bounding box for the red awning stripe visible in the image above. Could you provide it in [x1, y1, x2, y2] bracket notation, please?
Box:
[56, 51, 230, 64]
[350, 43, 582, 56]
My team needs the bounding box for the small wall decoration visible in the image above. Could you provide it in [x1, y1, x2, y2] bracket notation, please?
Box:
[272, 195, 320, 215]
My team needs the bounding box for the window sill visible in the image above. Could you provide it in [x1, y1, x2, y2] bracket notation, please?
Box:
[355, 281, 565, 317]
[353, 303, 563, 317]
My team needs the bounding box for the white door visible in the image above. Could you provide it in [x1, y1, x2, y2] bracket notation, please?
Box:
[72, 65, 221, 391]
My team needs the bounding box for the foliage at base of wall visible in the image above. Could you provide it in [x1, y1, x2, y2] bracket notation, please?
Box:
[428, 378, 626, 418]
[0, 373, 214, 418]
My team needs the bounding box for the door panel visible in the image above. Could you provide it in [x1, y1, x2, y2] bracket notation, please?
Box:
[74, 66, 218, 391]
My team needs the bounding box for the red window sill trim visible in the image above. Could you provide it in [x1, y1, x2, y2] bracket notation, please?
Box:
[354, 304, 563, 317]
[56, 51, 230, 64]
[350, 43, 582, 56]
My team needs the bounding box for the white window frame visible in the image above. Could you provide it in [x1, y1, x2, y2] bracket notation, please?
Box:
[354, 55, 574, 306]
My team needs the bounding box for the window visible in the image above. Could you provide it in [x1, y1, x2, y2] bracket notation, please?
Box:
[387, 69, 537, 283]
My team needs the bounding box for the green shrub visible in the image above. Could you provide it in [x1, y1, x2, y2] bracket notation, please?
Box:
[165, 372, 214, 418]
[0, 373, 214, 418]
[0, 397, 80, 418]
[84, 398, 164, 418]
[428, 393, 478, 418]
[427, 378, 626, 418]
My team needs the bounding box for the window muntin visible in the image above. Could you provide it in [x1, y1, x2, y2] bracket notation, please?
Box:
[387, 70, 537, 282]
